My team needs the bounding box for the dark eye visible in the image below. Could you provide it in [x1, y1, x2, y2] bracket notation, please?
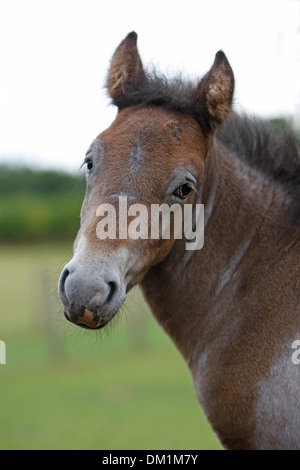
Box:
[173, 184, 192, 200]
[85, 158, 94, 173]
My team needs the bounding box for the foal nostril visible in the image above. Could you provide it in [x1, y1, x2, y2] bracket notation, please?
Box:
[59, 268, 70, 305]
[60, 268, 70, 287]
[107, 281, 117, 303]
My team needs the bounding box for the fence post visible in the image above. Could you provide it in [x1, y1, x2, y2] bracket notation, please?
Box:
[40, 270, 64, 359]
[0, 340, 6, 365]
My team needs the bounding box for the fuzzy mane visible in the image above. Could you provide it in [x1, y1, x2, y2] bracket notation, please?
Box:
[217, 113, 300, 205]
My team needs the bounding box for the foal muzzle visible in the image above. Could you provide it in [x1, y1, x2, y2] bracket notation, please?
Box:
[58, 261, 125, 329]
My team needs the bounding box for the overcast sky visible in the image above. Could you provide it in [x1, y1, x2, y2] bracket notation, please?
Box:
[0, 0, 299, 172]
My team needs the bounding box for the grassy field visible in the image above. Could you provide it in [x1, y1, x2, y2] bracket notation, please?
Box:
[0, 244, 220, 450]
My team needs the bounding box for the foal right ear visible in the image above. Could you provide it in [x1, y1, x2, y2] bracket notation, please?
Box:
[106, 32, 146, 109]
[195, 51, 235, 134]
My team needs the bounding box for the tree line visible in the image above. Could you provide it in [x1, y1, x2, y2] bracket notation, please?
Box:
[0, 166, 85, 242]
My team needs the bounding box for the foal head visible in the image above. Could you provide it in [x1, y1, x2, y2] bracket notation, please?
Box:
[58, 32, 234, 329]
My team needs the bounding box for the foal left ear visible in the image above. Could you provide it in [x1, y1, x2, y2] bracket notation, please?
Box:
[106, 31, 146, 109]
[195, 51, 234, 133]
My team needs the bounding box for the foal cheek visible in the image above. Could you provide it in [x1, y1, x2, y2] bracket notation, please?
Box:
[147, 237, 176, 268]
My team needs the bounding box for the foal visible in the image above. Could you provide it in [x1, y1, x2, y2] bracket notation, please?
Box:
[59, 32, 300, 450]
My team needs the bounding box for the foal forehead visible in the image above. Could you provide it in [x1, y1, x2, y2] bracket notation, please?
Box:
[98, 106, 203, 159]
[86, 107, 204, 200]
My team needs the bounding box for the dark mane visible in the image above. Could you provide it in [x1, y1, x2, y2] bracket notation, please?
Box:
[118, 70, 300, 211]
[217, 113, 300, 209]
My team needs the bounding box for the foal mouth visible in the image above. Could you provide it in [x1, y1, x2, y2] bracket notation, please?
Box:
[63, 309, 117, 330]
[76, 320, 108, 330]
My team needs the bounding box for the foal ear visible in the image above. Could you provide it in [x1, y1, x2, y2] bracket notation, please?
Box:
[195, 51, 234, 133]
[106, 31, 146, 109]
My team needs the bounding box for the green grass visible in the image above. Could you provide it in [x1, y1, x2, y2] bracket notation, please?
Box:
[0, 244, 220, 450]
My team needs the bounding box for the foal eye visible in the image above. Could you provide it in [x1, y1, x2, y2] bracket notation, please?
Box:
[173, 184, 192, 200]
[85, 158, 94, 173]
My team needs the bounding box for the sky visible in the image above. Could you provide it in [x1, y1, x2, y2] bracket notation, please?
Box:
[0, 0, 299, 172]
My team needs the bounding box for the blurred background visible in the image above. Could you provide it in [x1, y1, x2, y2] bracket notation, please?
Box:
[0, 0, 299, 450]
